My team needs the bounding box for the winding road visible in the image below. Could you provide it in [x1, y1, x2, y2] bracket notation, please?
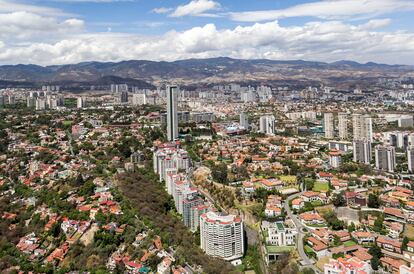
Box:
[284, 191, 321, 274]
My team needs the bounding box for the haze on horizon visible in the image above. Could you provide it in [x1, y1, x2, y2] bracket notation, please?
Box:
[1, 0, 414, 66]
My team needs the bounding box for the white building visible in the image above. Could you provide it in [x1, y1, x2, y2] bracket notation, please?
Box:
[353, 139, 371, 164]
[324, 257, 371, 274]
[338, 112, 348, 139]
[329, 150, 342, 168]
[259, 115, 275, 135]
[240, 113, 249, 130]
[166, 85, 179, 141]
[352, 114, 373, 142]
[375, 145, 396, 172]
[132, 93, 147, 106]
[77, 97, 85, 109]
[265, 221, 297, 246]
[408, 146, 414, 173]
[324, 113, 334, 139]
[200, 211, 244, 261]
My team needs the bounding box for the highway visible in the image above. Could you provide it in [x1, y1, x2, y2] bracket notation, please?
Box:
[284, 191, 321, 274]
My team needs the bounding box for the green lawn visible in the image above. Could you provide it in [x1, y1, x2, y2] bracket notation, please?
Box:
[63, 120, 73, 126]
[343, 240, 357, 247]
[266, 245, 295, 253]
[313, 181, 329, 192]
[304, 245, 313, 253]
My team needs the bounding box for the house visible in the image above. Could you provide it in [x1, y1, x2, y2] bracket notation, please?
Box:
[377, 235, 402, 254]
[351, 231, 376, 245]
[306, 237, 329, 258]
[299, 212, 325, 226]
[302, 191, 327, 204]
[403, 241, 414, 262]
[380, 256, 406, 274]
[291, 198, 304, 210]
[324, 257, 371, 274]
[157, 257, 172, 274]
[384, 207, 406, 223]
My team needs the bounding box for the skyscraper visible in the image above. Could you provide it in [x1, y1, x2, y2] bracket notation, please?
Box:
[240, 113, 249, 130]
[375, 145, 396, 172]
[259, 115, 275, 135]
[324, 113, 334, 139]
[352, 114, 372, 142]
[353, 139, 371, 164]
[407, 146, 414, 173]
[77, 97, 85, 109]
[167, 85, 179, 141]
[338, 113, 348, 140]
[200, 211, 244, 261]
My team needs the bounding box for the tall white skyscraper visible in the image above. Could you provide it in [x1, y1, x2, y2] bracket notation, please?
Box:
[353, 114, 373, 142]
[167, 85, 179, 141]
[338, 113, 348, 140]
[240, 113, 249, 130]
[259, 115, 275, 135]
[375, 145, 396, 172]
[324, 113, 334, 139]
[200, 211, 244, 261]
[353, 139, 372, 164]
[408, 146, 414, 173]
[77, 97, 85, 109]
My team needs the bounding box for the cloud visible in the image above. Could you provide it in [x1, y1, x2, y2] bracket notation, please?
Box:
[229, 0, 414, 22]
[170, 0, 221, 17]
[0, 20, 414, 65]
[0, 12, 84, 41]
[0, 0, 71, 17]
[359, 18, 392, 30]
[152, 7, 173, 14]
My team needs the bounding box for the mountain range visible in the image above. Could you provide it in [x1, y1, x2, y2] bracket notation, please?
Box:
[0, 57, 413, 89]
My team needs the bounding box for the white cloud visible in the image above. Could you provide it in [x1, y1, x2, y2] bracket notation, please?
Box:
[0, 20, 414, 65]
[229, 0, 414, 22]
[0, 0, 71, 17]
[0, 12, 84, 41]
[152, 7, 173, 14]
[170, 0, 221, 17]
[358, 19, 392, 30]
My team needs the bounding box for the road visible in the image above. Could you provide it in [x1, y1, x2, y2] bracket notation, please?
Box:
[284, 191, 321, 274]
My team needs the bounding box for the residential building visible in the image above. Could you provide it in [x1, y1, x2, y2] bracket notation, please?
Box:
[324, 113, 334, 138]
[200, 211, 244, 261]
[259, 115, 275, 135]
[353, 139, 371, 164]
[338, 112, 348, 139]
[240, 113, 249, 130]
[375, 145, 396, 172]
[167, 85, 179, 141]
[352, 114, 373, 142]
[329, 150, 342, 168]
[408, 146, 414, 173]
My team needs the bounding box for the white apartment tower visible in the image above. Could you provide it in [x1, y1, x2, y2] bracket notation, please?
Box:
[77, 97, 85, 109]
[408, 146, 414, 173]
[167, 85, 179, 141]
[338, 113, 348, 140]
[353, 139, 372, 164]
[324, 113, 334, 139]
[200, 211, 244, 261]
[240, 113, 249, 130]
[352, 114, 373, 142]
[375, 145, 396, 172]
[259, 115, 275, 135]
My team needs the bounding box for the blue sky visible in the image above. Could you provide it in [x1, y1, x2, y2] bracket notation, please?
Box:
[0, 0, 414, 65]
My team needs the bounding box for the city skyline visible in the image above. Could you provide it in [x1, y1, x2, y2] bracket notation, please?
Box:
[0, 0, 414, 65]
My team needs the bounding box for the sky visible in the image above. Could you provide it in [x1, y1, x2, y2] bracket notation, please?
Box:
[1, 0, 414, 65]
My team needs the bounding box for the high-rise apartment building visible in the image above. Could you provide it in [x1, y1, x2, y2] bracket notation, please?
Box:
[259, 115, 275, 135]
[353, 139, 371, 164]
[240, 113, 249, 130]
[324, 113, 334, 139]
[338, 113, 348, 139]
[77, 97, 85, 109]
[352, 114, 373, 142]
[200, 211, 244, 261]
[408, 146, 414, 173]
[167, 85, 179, 141]
[375, 145, 396, 172]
